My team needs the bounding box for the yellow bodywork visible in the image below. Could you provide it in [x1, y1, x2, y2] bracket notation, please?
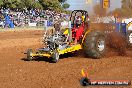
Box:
[31, 44, 82, 58]
[63, 28, 69, 35]
[31, 53, 51, 58]
[58, 44, 82, 55]
[82, 16, 85, 22]
[81, 29, 93, 44]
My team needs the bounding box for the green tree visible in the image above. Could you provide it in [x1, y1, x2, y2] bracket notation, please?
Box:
[121, 0, 132, 17]
[33, 1, 43, 9]
[122, 0, 132, 9]
[0, 0, 69, 12]
[58, 0, 67, 3]
[2, 0, 11, 8]
[21, 0, 33, 9]
[10, 0, 23, 9]
[38, 0, 62, 11]
[62, 3, 70, 9]
[111, 8, 124, 17]
[0, 0, 24, 9]
[0, 0, 4, 8]
[93, 4, 107, 17]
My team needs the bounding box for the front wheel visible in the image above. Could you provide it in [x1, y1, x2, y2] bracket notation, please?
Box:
[52, 50, 59, 63]
[27, 49, 33, 61]
[83, 31, 106, 59]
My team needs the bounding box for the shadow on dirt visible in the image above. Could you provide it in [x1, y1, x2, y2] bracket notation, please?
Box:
[21, 57, 52, 63]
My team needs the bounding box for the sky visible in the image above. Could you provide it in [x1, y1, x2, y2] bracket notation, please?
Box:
[67, 0, 121, 13]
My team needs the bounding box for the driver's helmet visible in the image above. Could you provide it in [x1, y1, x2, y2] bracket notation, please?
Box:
[54, 21, 61, 32]
[76, 16, 82, 26]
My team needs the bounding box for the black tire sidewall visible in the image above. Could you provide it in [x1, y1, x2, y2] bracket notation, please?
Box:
[83, 31, 106, 59]
[52, 50, 59, 63]
[27, 49, 33, 61]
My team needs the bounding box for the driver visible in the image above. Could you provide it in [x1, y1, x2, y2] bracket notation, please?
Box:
[54, 21, 61, 32]
[74, 16, 84, 44]
[76, 16, 82, 27]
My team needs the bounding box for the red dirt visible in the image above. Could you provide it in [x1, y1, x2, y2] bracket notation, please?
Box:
[106, 32, 127, 56]
[0, 30, 132, 88]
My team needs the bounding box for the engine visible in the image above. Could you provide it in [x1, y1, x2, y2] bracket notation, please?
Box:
[44, 31, 67, 51]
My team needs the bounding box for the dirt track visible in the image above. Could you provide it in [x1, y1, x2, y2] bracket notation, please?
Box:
[0, 30, 132, 88]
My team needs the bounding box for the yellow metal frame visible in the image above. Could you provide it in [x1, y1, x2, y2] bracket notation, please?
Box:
[31, 53, 51, 58]
[58, 44, 82, 55]
[63, 28, 69, 35]
[81, 29, 93, 44]
[30, 27, 93, 58]
[30, 44, 82, 58]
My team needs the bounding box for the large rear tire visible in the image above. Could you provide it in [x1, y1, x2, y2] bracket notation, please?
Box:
[83, 31, 106, 59]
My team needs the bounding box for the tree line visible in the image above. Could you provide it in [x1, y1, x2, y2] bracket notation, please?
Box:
[112, 0, 132, 17]
[93, 0, 132, 18]
[0, 0, 70, 12]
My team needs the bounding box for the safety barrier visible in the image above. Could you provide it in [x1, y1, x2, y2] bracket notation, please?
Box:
[0, 18, 54, 28]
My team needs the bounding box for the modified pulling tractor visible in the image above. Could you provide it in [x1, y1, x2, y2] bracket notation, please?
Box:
[26, 10, 106, 63]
